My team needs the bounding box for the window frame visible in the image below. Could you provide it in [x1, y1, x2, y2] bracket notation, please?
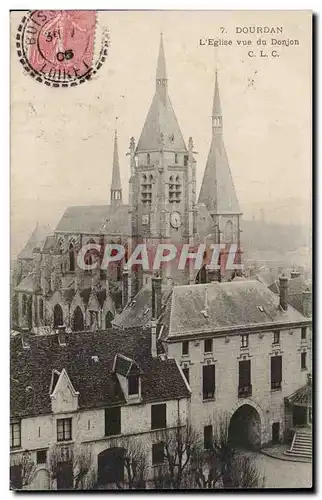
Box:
[301, 352, 307, 370]
[182, 340, 189, 356]
[151, 403, 167, 430]
[271, 355, 282, 391]
[301, 327, 307, 340]
[273, 330, 280, 345]
[204, 338, 213, 353]
[37, 449, 47, 464]
[10, 421, 21, 449]
[56, 417, 72, 442]
[204, 425, 213, 450]
[152, 442, 164, 465]
[105, 406, 121, 436]
[241, 334, 249, 348]
[128, 374, 139, 396]
[202, 364, 216, 400]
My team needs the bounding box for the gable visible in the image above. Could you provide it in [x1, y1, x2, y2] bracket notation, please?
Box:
[50, 369, 79, 414]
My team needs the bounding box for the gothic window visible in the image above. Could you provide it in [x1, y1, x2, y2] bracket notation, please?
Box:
[141, 174, 152, 204]
[53, 304, 64, 329]
[69, 240, 75, 272]
[84, 239, 97, 267]
[224, 220, 234, 243]
[169, 175, 182, 203]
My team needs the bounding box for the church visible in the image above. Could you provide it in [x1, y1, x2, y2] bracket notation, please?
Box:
[12, 33, 242, 334]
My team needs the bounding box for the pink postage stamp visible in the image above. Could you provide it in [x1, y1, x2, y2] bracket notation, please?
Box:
[16, 10, 109, 87]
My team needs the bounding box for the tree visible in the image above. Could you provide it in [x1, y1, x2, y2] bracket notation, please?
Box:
[122, 437, 148, 489]
[191, 412, 265, 490]
[48, 444, 94, 490]
[154, 420, 201, 489]
[10, 451, 35, 489]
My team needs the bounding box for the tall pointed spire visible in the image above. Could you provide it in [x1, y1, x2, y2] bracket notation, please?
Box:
[136, 34, 186, 153]
[156, 32, 167, 86]
[212, 70, 223, 134]
[110, 119, 123, 208]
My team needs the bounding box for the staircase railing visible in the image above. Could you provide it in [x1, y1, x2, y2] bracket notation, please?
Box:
[290, 431, 297, 452]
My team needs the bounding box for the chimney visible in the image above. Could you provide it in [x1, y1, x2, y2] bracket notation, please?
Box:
[151, 320, 157, 358]
[291, 270, 301, 279]
[279, 274, 289, 311]
[302, 287, 312, 317]
[122, 265, 129, 308]
[152, 272, 162, 320]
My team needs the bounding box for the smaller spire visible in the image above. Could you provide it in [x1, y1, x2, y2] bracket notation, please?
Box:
[212, 71, 223, 133]
[212, 70, 222, 117]
[156, 32, 167, 82]
[110, 118, 123, 207]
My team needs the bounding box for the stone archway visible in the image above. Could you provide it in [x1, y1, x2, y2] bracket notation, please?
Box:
[97, 447, 125, 487]
[53, 304, 64, 329]
[229, 403, 261, 450]
[72, 306, 84, 331]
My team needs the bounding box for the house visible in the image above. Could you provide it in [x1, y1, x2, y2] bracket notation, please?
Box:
[10, 328, 190, 490]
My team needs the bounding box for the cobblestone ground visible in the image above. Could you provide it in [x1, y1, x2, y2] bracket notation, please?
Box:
[248, 452, 312, 489]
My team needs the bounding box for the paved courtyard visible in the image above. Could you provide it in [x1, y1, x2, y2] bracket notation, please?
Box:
[250, 452, 312, 489]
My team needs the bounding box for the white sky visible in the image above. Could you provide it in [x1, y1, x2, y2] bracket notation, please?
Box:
[10, 10, 311, 257]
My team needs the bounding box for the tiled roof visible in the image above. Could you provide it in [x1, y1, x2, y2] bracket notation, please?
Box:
[10, 328, 190, 418]
[17, 224, 52, 260]
[55, 205, 130, 235]
[286, 383, 312, 407]
[113, 286, 172, 329]
[164, 280, 309, 338]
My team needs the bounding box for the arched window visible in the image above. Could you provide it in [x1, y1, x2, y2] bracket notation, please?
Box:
[169, 175, 181, 203]
[39, 298, 44, 321]
[224, 220, 234, 243]
[53, 304, 64, 329]
[73, 306, 84, 331]
[69, 240, 75, 272]
[84, 239, 96, 267]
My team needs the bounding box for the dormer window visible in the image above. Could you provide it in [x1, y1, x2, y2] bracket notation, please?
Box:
[128, 374, 139, 396]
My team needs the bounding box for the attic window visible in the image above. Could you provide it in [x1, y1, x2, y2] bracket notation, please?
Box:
[130, 300, 136, 307]
[128, 374, 139, 396]
[201, 309, 209, 318]
[143, 307, 150, 316]
[257, 306, 264, 313]
[21, 337, 30, 350]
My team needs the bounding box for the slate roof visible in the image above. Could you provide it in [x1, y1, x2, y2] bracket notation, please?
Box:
[163, 280, 310, 338]
[268, 276, 312, 315]
[113, 286, 172, 329]
[114, 354, 142, 376]
[17, 224, 52, 260]
[10, 328, 190, 418]
[55, 204, 130, 235]
[136, 35, 187, 153]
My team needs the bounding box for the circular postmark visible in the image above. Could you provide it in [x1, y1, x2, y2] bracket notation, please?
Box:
[16, 10, 109, 87]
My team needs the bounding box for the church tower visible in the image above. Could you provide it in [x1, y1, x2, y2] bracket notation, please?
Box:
[129, 33, 197, 290]
[198, 72, 242, 279]
[110, 127, 123, 208]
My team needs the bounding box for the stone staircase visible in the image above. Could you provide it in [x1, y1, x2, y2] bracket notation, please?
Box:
[285, 429, 312, 460]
